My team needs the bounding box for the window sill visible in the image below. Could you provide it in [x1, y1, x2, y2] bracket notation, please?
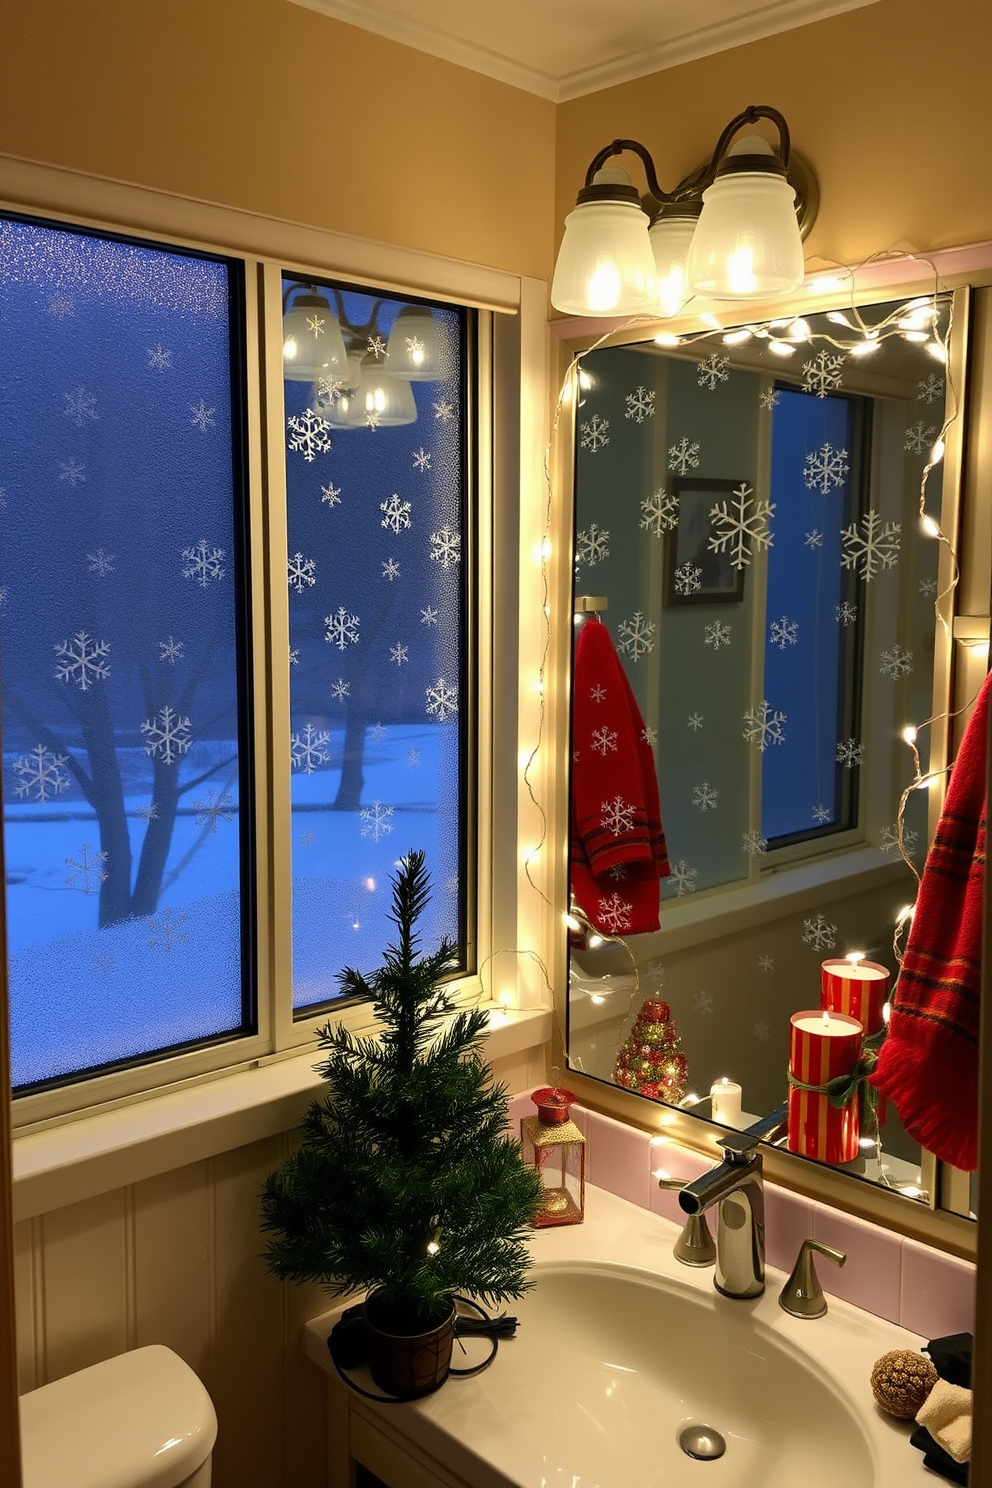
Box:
[11, 1004, 551, 1222]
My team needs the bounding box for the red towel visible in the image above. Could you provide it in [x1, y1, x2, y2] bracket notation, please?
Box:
[869, 671, 989, 1171]
[570, 616, 669, 936]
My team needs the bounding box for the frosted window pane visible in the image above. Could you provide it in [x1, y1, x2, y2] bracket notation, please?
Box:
[0, 216, 251, 1089]
[282, 280, 467, 1009]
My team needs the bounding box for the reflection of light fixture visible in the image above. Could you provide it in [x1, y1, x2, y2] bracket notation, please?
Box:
[282, 288, 348, 383]
[385, 305, 448, 381]
[552, 105, 816, 317]
[326, 355, 417, 428]
[284, 283, 441, 427]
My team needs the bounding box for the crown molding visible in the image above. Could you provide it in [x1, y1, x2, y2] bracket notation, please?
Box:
[287, 0, 879, 102]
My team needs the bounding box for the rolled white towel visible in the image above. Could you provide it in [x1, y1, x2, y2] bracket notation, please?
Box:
[916, 1378, 972, 1464]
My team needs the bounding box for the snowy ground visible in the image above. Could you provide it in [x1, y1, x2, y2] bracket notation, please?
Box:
[5, 724, 458, 1088]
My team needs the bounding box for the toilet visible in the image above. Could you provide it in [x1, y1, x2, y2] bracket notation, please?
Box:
[20, 1343, 217, 1488]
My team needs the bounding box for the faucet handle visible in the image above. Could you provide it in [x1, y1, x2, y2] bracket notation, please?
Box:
[716, 1130, 762, 1164]
[657, 1178, 717, 1267]
[778, 1238, 847, 1319]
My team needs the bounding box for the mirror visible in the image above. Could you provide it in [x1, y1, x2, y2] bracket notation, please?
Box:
[565, 292, 967, 1206]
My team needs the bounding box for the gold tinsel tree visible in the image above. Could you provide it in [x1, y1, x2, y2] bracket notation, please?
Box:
[614, 998, 688, 1103]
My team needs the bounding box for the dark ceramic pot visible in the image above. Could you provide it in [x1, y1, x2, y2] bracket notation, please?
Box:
[363, 1292, 456, 1399]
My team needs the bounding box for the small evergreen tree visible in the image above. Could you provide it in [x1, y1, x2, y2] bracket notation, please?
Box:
[261, 851, 543, 1333]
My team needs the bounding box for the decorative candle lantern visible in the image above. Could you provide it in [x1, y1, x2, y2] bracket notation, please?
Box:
[520, 1087, 586, 1227]
[821, 955, 890, 1037]
[788, 1010, 863, 1164]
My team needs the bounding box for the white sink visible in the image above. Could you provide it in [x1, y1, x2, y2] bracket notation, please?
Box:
[474, 1260, 874, 1487]
[304, 1186, 932, 1488]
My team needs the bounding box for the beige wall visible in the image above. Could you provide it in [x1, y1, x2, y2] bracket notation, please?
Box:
[0, 0, 556, 284]
[555, 0, 992, 273]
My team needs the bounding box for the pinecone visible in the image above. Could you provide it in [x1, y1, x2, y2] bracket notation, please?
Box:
[869, 1349, 938, 1419]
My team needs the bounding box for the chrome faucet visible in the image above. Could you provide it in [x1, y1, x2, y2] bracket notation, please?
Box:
[678, 1132, 765, 1299]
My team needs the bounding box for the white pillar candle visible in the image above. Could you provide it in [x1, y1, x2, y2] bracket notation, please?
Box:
[710, 1077, 743, 1126]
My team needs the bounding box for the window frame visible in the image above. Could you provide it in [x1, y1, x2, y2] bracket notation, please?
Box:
[1, 160, 540, 1132]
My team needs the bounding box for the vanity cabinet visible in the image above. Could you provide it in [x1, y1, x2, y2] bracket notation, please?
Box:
[329, 1398, 479, 1488]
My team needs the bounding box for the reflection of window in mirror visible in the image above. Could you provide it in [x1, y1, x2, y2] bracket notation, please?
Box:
[568, 296, 953, 1207]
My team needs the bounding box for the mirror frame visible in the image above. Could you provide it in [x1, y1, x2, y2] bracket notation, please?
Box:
[547, 248, 992, 1259]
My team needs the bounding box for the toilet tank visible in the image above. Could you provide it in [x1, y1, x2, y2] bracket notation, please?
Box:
[20, 1344, 218, 1488]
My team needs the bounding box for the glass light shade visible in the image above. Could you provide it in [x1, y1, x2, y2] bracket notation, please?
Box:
[686, 136, 803, 300]
[551, 168, 656, 316]
[283, 293, 349, 383]
[385, 306, 448, 381]
[648, 214, 699, 319]
[326, 356, 417, 428]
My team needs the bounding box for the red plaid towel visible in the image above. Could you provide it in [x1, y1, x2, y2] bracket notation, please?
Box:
[870, 671, 990, 1171]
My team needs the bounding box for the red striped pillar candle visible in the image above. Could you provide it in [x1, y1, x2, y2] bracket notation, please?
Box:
[788, 1010, 863, 1164]
[820, 956, 890, 1037]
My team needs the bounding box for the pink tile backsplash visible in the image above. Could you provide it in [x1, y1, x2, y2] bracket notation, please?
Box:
[763, 1186, 815, 1274]
[899, 1238, 977, 1340]
[584, 1111, 653, 1209]
[507, 1091, 975, 1338]
[810, 1205, 903, 1322]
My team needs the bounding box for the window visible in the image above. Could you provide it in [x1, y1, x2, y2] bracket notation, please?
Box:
[760, 386, 869, 845]
[281, 278, 471, 1010]
[0, 212, 479, 1099]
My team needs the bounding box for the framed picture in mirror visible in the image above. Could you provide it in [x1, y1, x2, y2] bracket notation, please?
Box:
[663, 478, 747, 606]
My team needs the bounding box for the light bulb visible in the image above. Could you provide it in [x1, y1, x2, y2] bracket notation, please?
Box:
[723, 328, 752, 345]
[849, 338, 880, 357]
[827, 310, 856, 328]
[901, 330, 929, 343]
[563, 912, 582, 931]
[653, 332, 681, 348]
[926, 340, 948, 363]
[810, 275, 846, 294]
[903, 725, 918, 745]
[931, 439, 945, 464]
[587, 934, 604, 950]
[768, 341, 795, 357]
[786, 317, 810, 341]
[897, 903, 916, 924]
[591, 993, 605, 1005]
[921, 514, 941, 538]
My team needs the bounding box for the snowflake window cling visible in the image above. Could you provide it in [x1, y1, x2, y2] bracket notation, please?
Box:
[639, 487, 678, 535]
[425, 678, 458, 722]
[803, 442, 849, 493]
[380, 493, 412, 533]
[290, 723, 331, 773]
[59, 458, 85, 486]
[429, 526, 461, 568]
[880, 823, 920, 856]
[147, 344, 172, 372]
[55, 632, 110, 691]
[412, 447, 431, 472]
[141, 706, 193, 766]
[192, 791, 236, 833]
[12, 745, 69, 802]
[802, 914, 838, 951]
[694, 989, 713, 1013]
[742, 830, 769, 856]
[63, 845, 107, 898]
[360, 800, 394, 842]
[769, 615, 799, 650]
[917, 374, 944, 405]
[668, 436, 700, 475]
[697, 354, 730, 391]
[381, 558, 401, 582]
[617, 611, 655, 661]
[669, 861, 698, 896]
[182, 538, 225, 587]
[836, 600, 858, 627]
[287, 407, 332, 461]
[879, 644, 914, 680]
[87, 547, 115, 576]
[804, 530, 824, 550]
[287, 552, 316, 592]
[743, 700, 787, 751]
[687, 713, 704, 731]
[674, 562, 702, 596]
[63, 386, 99, 427]
[691, 782, 718, 812]
[836, 737, 864, 769]
[575, 523, 610, 567]
[625, 386, 655, 423]
[321, 480, 342, 509]
[801, 349, 844, 397]
[841, 511, 901, 581]
[190, 399, 216, 432]
[579, 414, 610, 452]
[158, 636, 184, 665]
[904, 420, 937, 456]
[148, 907, 188, 953]
[325, 607, 360, 650]
[708, 483, 774, 569]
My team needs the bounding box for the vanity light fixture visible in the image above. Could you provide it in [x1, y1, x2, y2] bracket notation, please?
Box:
[551, 104, 817, 318]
